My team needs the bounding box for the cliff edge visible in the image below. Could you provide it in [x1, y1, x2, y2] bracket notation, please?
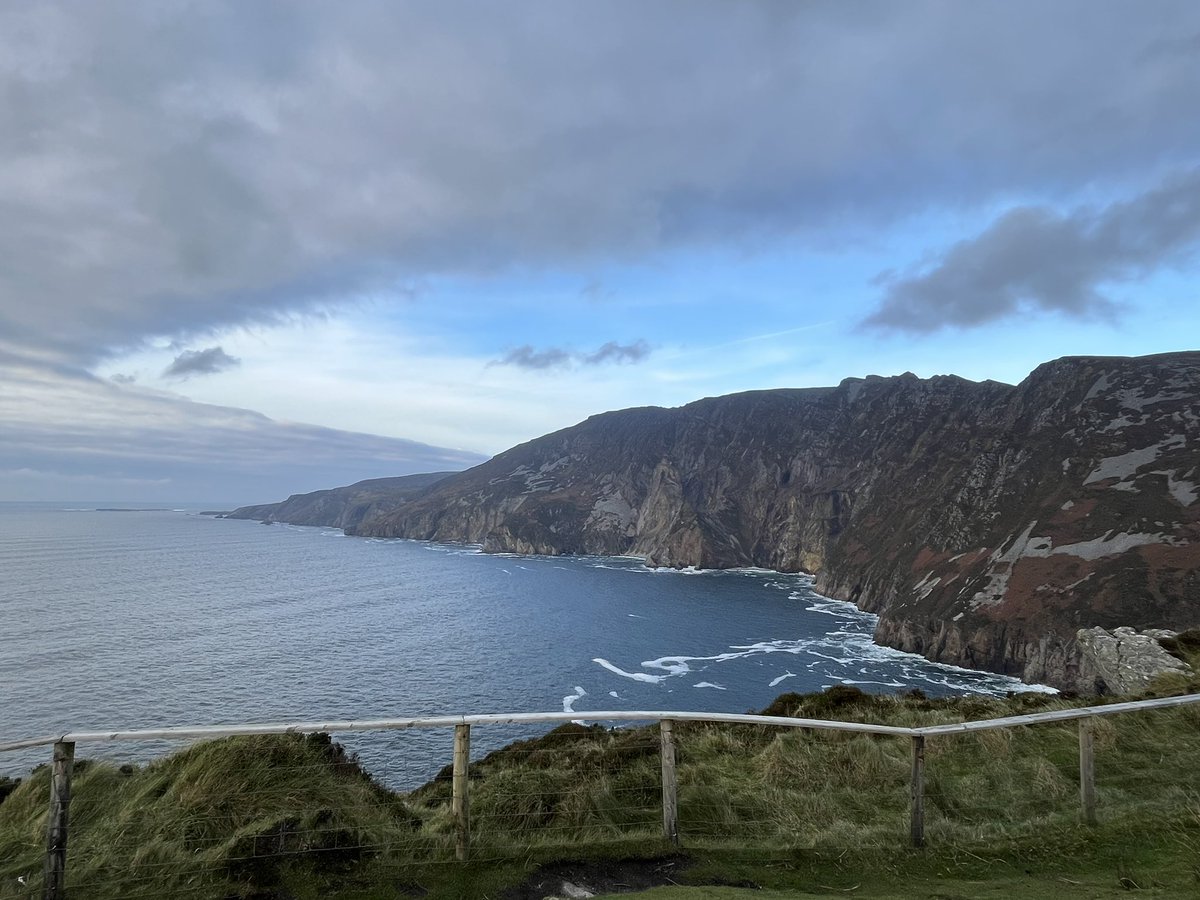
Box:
[348, 352, 1200, 692]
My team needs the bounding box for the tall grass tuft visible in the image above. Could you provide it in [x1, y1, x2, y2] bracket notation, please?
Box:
[1, 638, 1198, 898]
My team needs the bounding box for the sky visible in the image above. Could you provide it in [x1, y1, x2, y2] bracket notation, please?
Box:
[2, 1, 1199, 504]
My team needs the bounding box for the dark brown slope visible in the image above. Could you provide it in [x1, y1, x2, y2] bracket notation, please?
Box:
[351, 352, 1200, 690]
[225, 471, 455, 529]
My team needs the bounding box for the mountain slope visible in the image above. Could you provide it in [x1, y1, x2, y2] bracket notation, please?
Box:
[226, 472, 454, 529]
[350, 352, 1200, 690]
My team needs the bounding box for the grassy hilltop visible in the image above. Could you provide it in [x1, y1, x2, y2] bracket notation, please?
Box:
[2, 636, 1199, 899]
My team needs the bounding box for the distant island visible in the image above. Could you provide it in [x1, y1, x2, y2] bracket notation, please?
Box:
[221, 352, 1200, 694]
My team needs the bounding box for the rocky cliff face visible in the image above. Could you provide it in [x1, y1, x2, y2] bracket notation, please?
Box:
[226, 472, 455, 529]
[349, 352, 1200, 692]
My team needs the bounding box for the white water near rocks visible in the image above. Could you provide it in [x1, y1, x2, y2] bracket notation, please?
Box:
[0, 503, 1051, 787]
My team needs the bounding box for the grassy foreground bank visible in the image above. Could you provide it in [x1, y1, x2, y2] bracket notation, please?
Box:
[2, 641, 1198, 899]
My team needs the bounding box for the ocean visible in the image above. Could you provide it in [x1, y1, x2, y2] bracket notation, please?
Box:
[0, 503, 1048, 787]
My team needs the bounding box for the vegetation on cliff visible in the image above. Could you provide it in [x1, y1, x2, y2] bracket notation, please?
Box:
[223, 472, 455, 529]
[2, 643, 1198, 899]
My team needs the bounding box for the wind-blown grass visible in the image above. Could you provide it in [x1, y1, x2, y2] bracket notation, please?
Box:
[2, 637, 1198, 898]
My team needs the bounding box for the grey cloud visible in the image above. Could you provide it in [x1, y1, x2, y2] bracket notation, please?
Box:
[163, 346, 241, 379]
[584, 340, 651, 365]
[494, 340, 652, 370]
[580, 278, 612, 301]
[109, 373, 136, 384]
[863, 168, 1200, 332]
[3, 2, 1199, 361]
[0, 357, 487, 503]
[494, 346, 574, 370]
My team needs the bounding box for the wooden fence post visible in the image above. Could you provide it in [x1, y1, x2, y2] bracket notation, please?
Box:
[910, 735, 925, 848]
[452, 724, 471, 861]
[42, 740, 75, 900]
[1079, 717, 1096, 825]
[660, 719, 679, 846]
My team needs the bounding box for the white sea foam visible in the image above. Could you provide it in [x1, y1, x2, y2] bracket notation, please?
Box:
[642, 657, 694, 675]
[593, 592, 1055, 698]
[562, 685, 587, 713]
[593, 658, 670, 683]
[608, 691, 621, 699]
[769, 671, 797, 687]
[694, 681, 726, 690]
[648, 565, 722, 575]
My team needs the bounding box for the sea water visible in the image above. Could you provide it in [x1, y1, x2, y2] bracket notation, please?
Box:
[0, 503, 1049, 787]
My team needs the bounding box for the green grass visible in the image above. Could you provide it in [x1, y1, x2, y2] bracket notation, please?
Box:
[2, 637, 1198, 899]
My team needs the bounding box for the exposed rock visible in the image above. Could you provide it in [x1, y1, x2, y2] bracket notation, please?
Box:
[1075, 626, 1192, 694]
[344, 351, 1200, 692]
[556, 883, 596, 899]
[225, 472, 455, 528]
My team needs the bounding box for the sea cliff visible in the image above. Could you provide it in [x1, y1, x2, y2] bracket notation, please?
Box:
[345, 352, 1200, 691]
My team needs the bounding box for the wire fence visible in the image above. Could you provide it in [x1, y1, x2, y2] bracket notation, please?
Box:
[1, 694, 1198, 899]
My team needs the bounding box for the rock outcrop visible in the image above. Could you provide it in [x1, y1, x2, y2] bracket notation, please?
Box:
[225, 472, 455, 529]
[345, 351, 1199, 692]
[1075, 626, 1193, 694]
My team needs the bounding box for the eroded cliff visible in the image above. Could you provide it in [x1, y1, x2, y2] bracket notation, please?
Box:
[349, 352, 1200, 691]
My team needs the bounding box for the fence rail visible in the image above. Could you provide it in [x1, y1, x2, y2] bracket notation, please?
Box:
[5, 691, 1200, 900]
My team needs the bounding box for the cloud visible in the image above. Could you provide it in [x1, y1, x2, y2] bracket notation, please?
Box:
[2, 2, 1199, 362]
[863, 168, 1200, 332]
[163, 346, 241, 379]
[494, 340, 652, 370]
[494, 345, 574, 370]
[580, 278, 612, 301]
[0, 354, 488, 502]
[583, 340, 651, 365]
